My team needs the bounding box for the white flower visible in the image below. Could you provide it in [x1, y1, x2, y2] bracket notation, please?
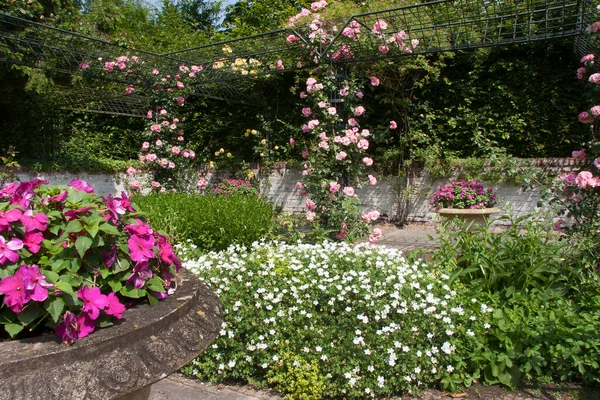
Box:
[447, 365, 454, 373]
[377, 375, 385, 387]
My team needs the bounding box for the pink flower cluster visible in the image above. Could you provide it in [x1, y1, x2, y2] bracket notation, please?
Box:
[0, 179, 182, 343]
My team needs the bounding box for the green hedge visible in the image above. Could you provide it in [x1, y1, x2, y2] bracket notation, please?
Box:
[132, 193, 278, 252]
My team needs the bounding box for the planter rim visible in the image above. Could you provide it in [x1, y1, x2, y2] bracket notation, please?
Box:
[437, 207, 501, 215]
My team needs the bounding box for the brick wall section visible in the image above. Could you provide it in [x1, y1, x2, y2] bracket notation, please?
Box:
[14, 158, 582, 225]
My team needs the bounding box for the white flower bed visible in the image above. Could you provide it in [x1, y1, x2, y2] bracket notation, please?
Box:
[180, 241, 490, 399]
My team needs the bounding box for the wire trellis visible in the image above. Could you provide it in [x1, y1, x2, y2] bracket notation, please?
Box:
[0, 0, 597, 115]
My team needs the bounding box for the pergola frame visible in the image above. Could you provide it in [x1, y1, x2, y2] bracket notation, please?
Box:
[0, 0, 596, 116]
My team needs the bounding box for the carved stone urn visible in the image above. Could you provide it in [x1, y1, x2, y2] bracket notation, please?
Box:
[0, 268, 222, 400]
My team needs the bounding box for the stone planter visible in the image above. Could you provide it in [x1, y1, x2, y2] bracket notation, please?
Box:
[437, 207, 501, 227]
[0, 268, 222, 400]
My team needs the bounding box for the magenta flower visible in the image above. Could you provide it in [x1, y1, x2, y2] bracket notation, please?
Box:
[69, 179, 95, 193]
[0, 236, 23, 264]
[64, 206, 92, 221]
[78, 285, 109, 320]
[126, 261, 153, 289]
[0, 208, 22, 231]
[105, 292, 126, 319]
[23, 232, 44, 254]
[125, 219, 153, 236]
[20, 264, 53, 302]
[102, 243, 119, 268]
[128, 234, 156, 263]
[55, 311, 96, 344]
[20, 210, 49, 232]
[0, 269, 27, 312]
[157, 236, 181, 271]
[50, 190, 68, 204]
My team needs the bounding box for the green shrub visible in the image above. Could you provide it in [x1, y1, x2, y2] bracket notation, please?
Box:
[429, 213, 600, 387]
[180, 241, 490, 398]
[132, 193, 277, 252]
[434, 213, 582, 298]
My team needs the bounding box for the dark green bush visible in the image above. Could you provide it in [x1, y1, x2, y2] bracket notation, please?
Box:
[132, 193, 277, 252]
[426, 213, 600, 387]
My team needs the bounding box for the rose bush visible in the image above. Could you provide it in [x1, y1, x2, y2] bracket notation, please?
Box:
[0, 179, 181, 344]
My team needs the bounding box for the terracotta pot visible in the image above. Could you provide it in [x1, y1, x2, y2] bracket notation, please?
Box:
[0, 268, 222, 400]
[437, 207, 501, 227]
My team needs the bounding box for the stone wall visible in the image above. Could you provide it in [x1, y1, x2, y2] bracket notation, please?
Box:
[15, 158, 579, 225]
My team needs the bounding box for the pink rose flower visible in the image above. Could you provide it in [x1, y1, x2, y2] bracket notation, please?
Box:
[589, 73, 600, 84]
[129, 180, 141, 190]
[342, 186, 355, 196]
[336, 151, 347, 160]
[363, 157, 373, 166]
[572, 149, 586, 159]
[578, 111, 594, 124]
[390, 120, 398, 129]
[354, 106, 366, 116]
[368, 175, 377, 185]
[581, 54, 595, 65]
[171, 146, 181, 155]
[576, 170, 593, 188]
[369, 76, 380, 86]
[329, 182, 340, 193]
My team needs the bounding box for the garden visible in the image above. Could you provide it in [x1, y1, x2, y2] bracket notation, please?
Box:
[0, 0, 599, 398]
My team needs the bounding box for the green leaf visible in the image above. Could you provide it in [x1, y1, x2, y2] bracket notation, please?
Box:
[113, 258, 131, 273]
[4, 323, 24, 338]
[42, 270, 60, 283]
[98, 223, 120, 236]
[75, 235, 93, 258]
[67, 258, 82, 273]
[120, 285, 146, 298]
[144, 277, 165, 293]
[64, 220, 83, 235]
[147, 292, 159, 306]
[55, 281, 74, 295]
[99, 267, 111, 279]
[97, 319, 114, 328]
[108, 279, 122, 293]
[45, 297, 65, 323]
[18, 303, 41, 326]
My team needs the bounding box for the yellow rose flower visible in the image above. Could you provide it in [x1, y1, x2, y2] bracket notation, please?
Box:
[226, 152, 232, 158]
[251, 130, 258, 135]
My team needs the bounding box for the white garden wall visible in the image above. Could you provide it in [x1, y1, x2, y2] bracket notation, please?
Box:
[15, 158, 580, 225]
